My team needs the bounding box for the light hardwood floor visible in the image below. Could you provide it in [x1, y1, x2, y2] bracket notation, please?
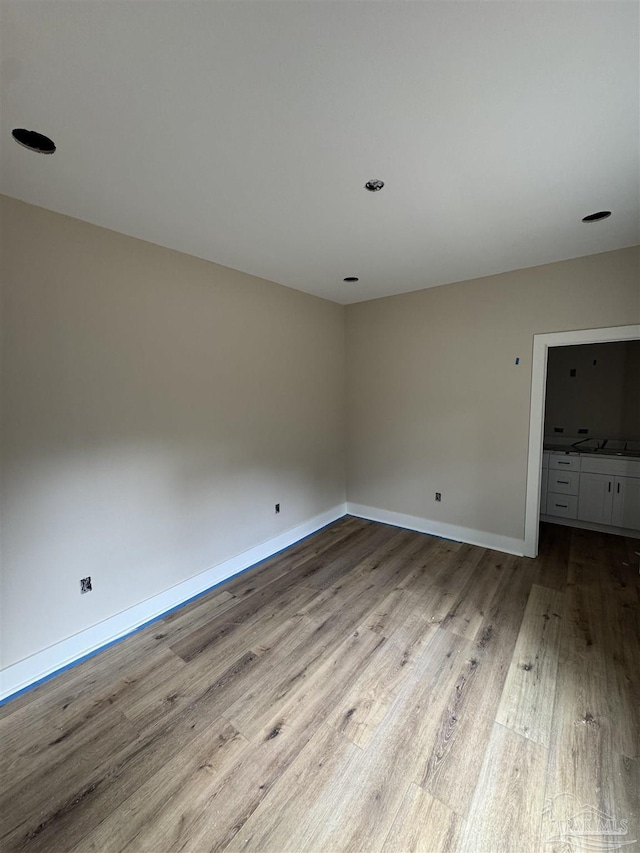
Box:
[1, 517, 638, 852]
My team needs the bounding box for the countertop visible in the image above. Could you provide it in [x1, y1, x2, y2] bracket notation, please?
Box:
[544, 444, 640, 459]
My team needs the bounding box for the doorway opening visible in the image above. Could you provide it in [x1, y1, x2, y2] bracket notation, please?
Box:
[523, 324, 640, 558]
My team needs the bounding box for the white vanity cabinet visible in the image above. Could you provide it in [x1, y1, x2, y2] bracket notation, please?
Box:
[541, 451, 640, 536]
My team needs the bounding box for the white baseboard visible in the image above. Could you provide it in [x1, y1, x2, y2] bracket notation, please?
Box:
[346, 502, 527, 557]
[0, 503, 347, 703]
[540, 514, 640, 539]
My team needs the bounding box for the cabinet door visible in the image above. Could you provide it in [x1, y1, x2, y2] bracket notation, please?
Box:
[611, 477, 640, 531]
[578, 472, 614, 525]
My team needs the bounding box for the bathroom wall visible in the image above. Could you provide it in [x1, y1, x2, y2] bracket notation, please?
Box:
[544, 340, 640, 440]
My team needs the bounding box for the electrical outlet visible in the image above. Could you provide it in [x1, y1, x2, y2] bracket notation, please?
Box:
[578, 428, 589, 434]
[275, 503, 280, 514]
[435, 492, 442, 502]
[80, 576, 92, 594]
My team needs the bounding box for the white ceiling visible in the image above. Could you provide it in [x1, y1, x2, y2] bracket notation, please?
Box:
[1, 1, 638, 305]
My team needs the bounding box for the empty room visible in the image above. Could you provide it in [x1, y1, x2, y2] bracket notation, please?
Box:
[0, 2, 639, 852]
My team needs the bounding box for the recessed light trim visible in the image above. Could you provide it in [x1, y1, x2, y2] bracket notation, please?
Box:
[343, 277, 359, 283]
[11, 128, 56, 154]
[364, 179, 384, 192]
[581, 210, 611, 223]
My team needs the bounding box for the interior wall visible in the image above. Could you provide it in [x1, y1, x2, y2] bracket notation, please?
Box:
[544, 340, 640, 440]
[0, 196, 346, 669]
[346, 247, 640, 541]
[622, 339, 640, 438]
[2, 192, 639, 673]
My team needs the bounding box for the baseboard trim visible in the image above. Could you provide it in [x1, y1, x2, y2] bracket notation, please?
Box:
[346, 502, 526, 557]
[0, 503, 347, 704]
[540, 514, 640, 539]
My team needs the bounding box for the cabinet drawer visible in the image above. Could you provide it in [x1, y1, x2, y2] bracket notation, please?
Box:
[548, 470, 579, 495]
[549, 454, 581, 472]
[546, 492, 578, 519]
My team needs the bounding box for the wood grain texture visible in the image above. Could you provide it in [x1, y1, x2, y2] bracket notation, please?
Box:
[495, 583, 563, 747]
[543, 530, 640, 853]
[418, 555, 534, 818]
[148, 628, 386, 853]
[381, 783, 464, 853]
[224, 723, 361, 852]
[305, 629, 472, 853]
[325, 612, 437, 748]
[439, 548, 506, 640]
[70, 717, 248, 853]
[0, 520, 637, 853]
[460, 722, 548, 853]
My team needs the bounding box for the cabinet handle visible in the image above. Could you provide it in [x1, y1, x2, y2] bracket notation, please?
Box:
[557, 480, 569, 484]
[617, 482, 620, 494]
[558, 461, 570, 465]
[555, 503, 568, 508]
[608, 481, 611, 492]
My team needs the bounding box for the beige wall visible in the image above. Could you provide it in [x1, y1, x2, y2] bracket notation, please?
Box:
[2, 192, 639, 672]
[346, 248, 640, 541]
[544, 341, 640, 440]
[0, 196, 346, 668]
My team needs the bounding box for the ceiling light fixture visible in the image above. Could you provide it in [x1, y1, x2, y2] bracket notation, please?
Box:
[11, 128, 56, 154]
[343, 277, 359, 283]
[581, 210, 611, 223]
[364, 179, 384, 192]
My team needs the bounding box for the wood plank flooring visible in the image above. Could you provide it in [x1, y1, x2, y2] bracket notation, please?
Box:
[1, 517, 638, 852]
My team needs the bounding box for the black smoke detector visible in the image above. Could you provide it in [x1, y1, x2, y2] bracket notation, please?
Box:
[12, 128, 56, 154]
